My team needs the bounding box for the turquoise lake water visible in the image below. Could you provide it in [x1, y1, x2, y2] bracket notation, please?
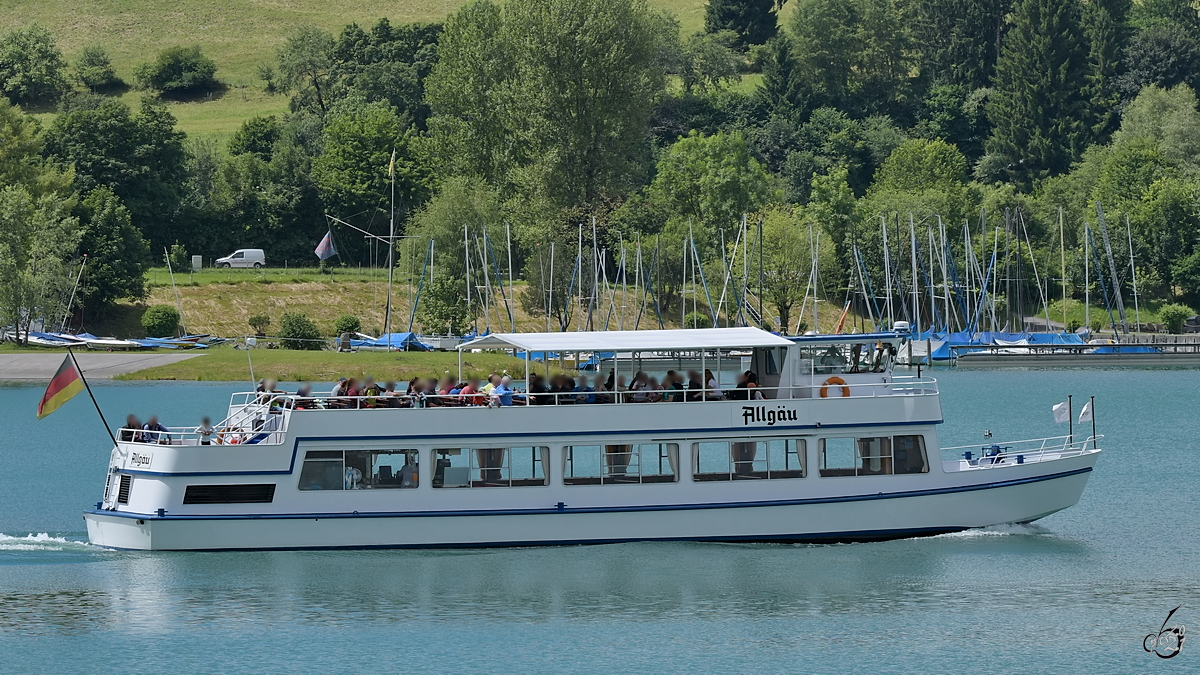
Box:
[0, 369, 1197, 673]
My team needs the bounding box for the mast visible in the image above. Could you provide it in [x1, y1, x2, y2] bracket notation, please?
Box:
[576, 223, 583, 331]
[463, 223, 472, 330]
[1096, 202, 1127, 334]
[938, 217, 951, 332]
[1059, 207, 1067, 331]
[61, 255, 87, 333]
[909, 213, 919, 334]
[882, 216, 893, 328]
[1126, 214, 1140, 336]
[1084, 222, 1090, 335]
[506, 221, 515, 332]
[385, 149, 396, 348]
[548, 242, 554, 332]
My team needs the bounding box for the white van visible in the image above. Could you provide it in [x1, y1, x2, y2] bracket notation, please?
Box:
[215, 249, 266, 269]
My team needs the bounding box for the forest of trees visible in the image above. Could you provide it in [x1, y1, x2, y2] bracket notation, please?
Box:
[1, 0, 1199, 335]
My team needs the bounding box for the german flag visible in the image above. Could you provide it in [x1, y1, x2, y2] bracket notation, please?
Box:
[37, 355, 85, 419]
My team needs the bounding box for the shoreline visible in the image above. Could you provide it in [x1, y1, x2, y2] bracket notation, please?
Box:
[0, 353, 204, 381]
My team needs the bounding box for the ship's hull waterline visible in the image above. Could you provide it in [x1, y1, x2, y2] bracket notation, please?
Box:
[84, 456, 1096, 551]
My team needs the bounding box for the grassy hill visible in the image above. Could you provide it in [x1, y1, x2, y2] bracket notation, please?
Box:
[3, 0, 713, 143]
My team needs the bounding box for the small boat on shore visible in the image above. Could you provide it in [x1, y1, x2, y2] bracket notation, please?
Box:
[84, 326, 1101, 551]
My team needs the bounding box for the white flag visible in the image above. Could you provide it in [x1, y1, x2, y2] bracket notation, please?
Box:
[1079, 400, 1093, 423]
[1052, 401, 1070, 424]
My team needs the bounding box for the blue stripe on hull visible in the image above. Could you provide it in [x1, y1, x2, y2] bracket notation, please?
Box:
[85, 466, 1091, 524]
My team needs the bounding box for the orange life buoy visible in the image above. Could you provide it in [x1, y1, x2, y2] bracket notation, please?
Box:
[820, 376, 850, 398]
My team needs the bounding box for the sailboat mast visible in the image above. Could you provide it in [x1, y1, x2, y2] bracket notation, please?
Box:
[882, 216, 893, 328]
[385, 150, 396, 346]
[909, 213, 919, 334]
[1084, 222, 1090, 334]
[506, 221, 515, 332]
[1059, 206, 1067, 331]
[1126, 214, 1140, 336]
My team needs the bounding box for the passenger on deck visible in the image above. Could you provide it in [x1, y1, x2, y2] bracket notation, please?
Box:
[381, 381, 400, 407]
[746, 371, 765, 400]
[663, 371, 684, 402]
[143, 416, 170, 444]
[647, 376, 665, 402]
[573, 376, 596, 404]
[120, 414, 141, 442]
[460, 378, 484, 405]
[685, 371, 704, 402]
[527, 374, 549, 405]
[614, 375, 628, 403]
[557, 376, 576, 404]
[492, 376, 515, 406]
[294, 384, 314, 409]
[630, 371, 650, 402]
[197, 416, 215, 445]
[330, 377, 347, 398]
[482, 374, 499, 398]
[362, 378, 381, 408]
[729, 372, 749, 400]
[705, 369, 724, 400]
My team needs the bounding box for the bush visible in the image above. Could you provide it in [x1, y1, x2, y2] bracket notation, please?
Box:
[0, 24, 69, 103]
[74, 45, 121, 89]
[168, 242, 189, 271]
[333, 314, 361, 335]
[142, 304, 180, 338]
[248, 314, 270, 336]
[684, 311, 712, 329]
[134, 46, 218, 94]
[1159, 303, 1191, 334]
[279, 312, 323, 350]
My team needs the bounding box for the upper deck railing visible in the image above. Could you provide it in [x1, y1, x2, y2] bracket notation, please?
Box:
[115, 378, 939, 447]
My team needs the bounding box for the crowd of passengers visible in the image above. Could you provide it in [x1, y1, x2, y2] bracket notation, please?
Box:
[264, 368, 767, 410]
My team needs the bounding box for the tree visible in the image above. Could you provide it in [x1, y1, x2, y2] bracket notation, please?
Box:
[0, 24, 68, 103]
[871, 139, 968, 192]
[277, 26, 335, 113]
[228, 115, 280, 161]
[417, 273, 472, 335]
[406, 176, 506, 280]
[757, 205, 827, 333]
[76, 187, 149, 316]
[279, 312, 323, 349]
[248, 314, 270, 336]
[679, 31, 742, 94]
[0, 186, 80, 344]
[1114, 84, 1200, 172]
[312, 98, 432, 239]
[641, 130, 779, 243]
[788, 0, 858, 111]
[43, 94, 188, 252]
[1115, 24, 1200, 101]
[910, 0, 1010, 91]
[141, 304, 180, 338]
[327, 19, 443, 128]
[73, 45, 121, 90]
[134, 46, 219, 95]
[1082, 0, 1131, 142]
[756, 36, 806, 115]
[705, 0, 778, 48]
[0, 101, 72, 197]
[426, 0, 676, 208]
[986, 0, 1091, 185]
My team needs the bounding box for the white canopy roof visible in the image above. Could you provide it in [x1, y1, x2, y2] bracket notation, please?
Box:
[457, 327, 793, 353]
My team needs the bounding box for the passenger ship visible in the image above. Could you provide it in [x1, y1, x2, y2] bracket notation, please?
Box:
[84, 326, 1101, 550]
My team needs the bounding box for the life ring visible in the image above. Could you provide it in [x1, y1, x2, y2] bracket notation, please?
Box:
[820, 376, 850, 398]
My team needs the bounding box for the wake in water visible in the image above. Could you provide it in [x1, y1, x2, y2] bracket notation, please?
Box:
[934, 523, 1051, 538]
[0, 533, 91, 552]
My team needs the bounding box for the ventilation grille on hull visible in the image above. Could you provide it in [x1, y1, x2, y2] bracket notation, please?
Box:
[183, 484, 277, 504]
[116, 474, 132, 504]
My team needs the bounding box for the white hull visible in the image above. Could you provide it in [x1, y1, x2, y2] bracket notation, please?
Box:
[84, 451, 1096, 551]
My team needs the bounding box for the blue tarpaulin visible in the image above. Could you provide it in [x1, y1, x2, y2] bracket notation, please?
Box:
[350, 332, 432, 351]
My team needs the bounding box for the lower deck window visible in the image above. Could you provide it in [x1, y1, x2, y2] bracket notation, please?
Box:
[693, 439, 806, 481]
[564, 444, 678, 485]
[298, 449, 419, 490]
[819, 435, 929, 477]
[432, 447, 548, 487]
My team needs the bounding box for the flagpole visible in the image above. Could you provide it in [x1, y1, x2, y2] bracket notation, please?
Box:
[1090, 396, 1096, 446]
[68, 348, 117, 446]
[1068, 394, 1073, 446]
